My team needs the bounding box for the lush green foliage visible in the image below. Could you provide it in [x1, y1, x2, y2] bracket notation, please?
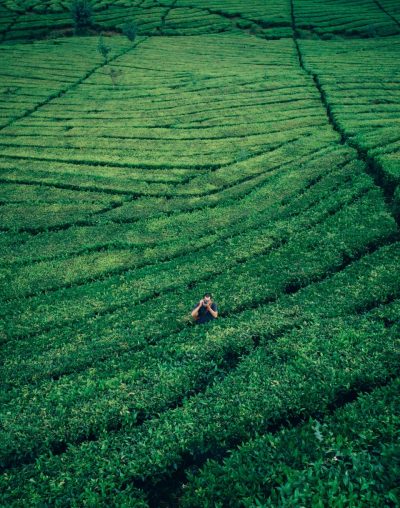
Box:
[181, 376, 400, 507]
[0, 1, 399, 506]
[299, 36, 400, 221]
[70, 0, 93, 35]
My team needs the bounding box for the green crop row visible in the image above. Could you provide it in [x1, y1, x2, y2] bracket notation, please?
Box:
[299, 37, 400, 214]
[0, 139, 343, 270]
[15, 106, 322, 136]
[10, 100, 324, 136]
[0, 175, 390, 386]
[25, 94, 319, 126]
[1, 225, 398, 469]
[166, 103, 322, 129]
[4, 110, 322, 142]
[1, 296, 398, 504]
[0, 134, 310, 168]
[0, 158, 194, 185]
[293, 0, 400, 37]
[5, 12, 71, 29]
[41, 90, 317, 117]
[162, 8, 234, 35]
[0, 122, 324, 157]
[180, 376, 400, 507]
[0, 36, 136, 126]
[0, 201, 121, 232]
[93, 5, 167, 33]
[0, 145, 352, 299]
[176, 0, 292, 26]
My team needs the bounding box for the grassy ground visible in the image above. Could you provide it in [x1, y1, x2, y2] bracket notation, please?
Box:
[0, 0, 399, 506]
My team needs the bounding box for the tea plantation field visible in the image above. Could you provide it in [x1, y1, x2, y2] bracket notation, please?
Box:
[0, 0, 399, 506]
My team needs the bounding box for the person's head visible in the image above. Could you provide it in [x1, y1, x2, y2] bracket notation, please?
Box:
[203, 292, 212, 305]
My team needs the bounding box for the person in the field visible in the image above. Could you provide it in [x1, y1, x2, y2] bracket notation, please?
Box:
[191, 292, 218, 324]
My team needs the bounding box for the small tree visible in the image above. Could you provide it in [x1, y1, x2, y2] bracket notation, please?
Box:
[70, 0, 93, 35]
[121, 21, 137, 42]
[97, 35, 111, 63]
[108, 67, 123, 88]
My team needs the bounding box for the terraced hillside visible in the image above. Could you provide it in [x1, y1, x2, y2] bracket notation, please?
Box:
[0, 0, 399, 506]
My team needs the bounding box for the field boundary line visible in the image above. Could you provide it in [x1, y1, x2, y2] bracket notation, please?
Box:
[0, 36, 149, 133]
[290, 0, 400, 227]
[373, 0, 400, 28]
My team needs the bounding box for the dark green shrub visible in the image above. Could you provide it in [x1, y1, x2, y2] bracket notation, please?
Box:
[97, 35, 110, 62]
[121, 21, 137, 42]
[69, 0, 93, 35]
[108, 67, 123, 87]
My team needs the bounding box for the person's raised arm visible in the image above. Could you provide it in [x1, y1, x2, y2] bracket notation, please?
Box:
[207, 301, 218, 318]
[191, 299, 203, 318]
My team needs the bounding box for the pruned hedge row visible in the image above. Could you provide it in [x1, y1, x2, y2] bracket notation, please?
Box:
[180, 376, 400, 507]
[1, 295, 398, 505]
[0, 162, 390, 342]
[293, 0, 400, 38]
[0, 144, 347, 297]
[1, 239, 399, 471]
[299, 36, 400, 220]
[1, 25, 399, 507]
[0, 35, 134, 126]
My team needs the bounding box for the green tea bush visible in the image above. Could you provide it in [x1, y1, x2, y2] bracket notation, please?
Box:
[181, 377, 400, 507]
[1, 303, 398, 505]
[1, 25, 399, 507]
